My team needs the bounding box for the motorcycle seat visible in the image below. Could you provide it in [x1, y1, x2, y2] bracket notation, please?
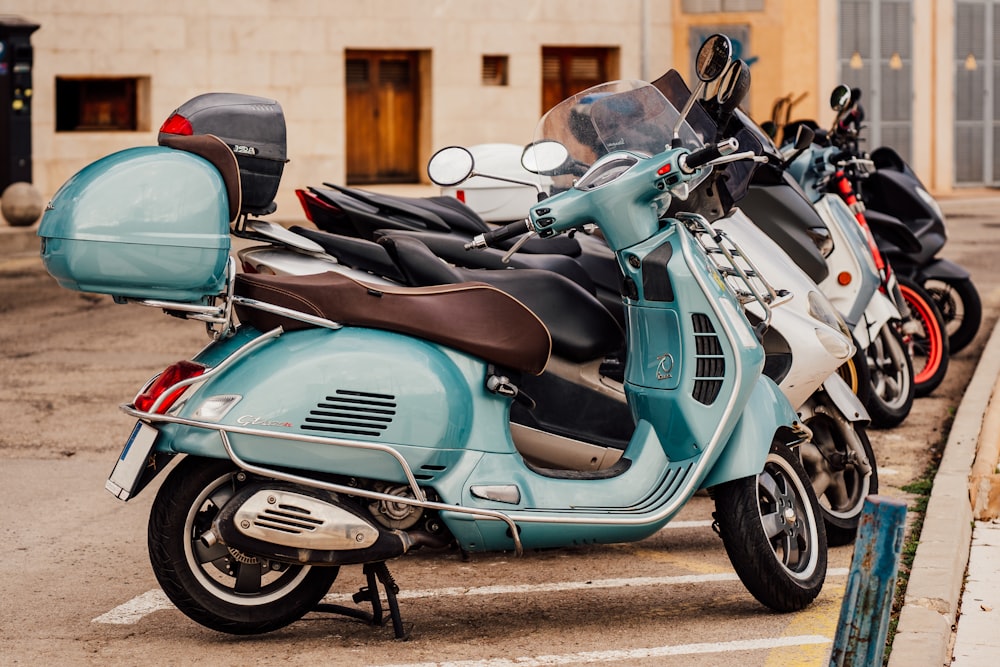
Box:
[378, 233, 624, 363]
[376, 229, 596, 293]
[289, 225, 408, 283]
[234, 271, 552, 375]
[309, 184, 584, 256]
[311, 185, 491, 238]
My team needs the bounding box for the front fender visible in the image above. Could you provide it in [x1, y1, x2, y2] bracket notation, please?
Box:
[917, 257, 971, 282]
[700, 375, 799, 488]
[821, 372, 870, 424]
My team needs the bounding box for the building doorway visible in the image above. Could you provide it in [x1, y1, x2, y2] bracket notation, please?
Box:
[954, 0, 1000, 185]
[541, 47, 618, 113]
[345, 50, 421, 184]
[838, 0, 913, 163]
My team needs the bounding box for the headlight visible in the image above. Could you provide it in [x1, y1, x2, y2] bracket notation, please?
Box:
[815, 327, 854, 360]
[808, 290, 851, 339]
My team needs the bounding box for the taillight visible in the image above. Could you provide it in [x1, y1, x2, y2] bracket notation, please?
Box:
[295, 188, 343, 223]
[135, 360, 207, 413]
[294, 189, 316, 222]
[455, 189, 466, 203]
[159, 113, 193, 136]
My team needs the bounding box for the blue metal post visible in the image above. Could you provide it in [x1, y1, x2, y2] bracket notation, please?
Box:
[829, 495, 908, 667]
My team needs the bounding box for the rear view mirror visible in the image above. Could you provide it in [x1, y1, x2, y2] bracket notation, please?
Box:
[794, 124, 815, 149]
[672, 34, 734, 146]
[696, 34, 733, 82]
[830, 85, 852, 113]
[427, 146, 475, 187]
[713, 60, 751, 114]
[521, 141, 570, 175]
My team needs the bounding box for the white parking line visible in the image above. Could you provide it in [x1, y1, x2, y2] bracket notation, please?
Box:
[374, 635, 833, 666]
[93, 568, 848, 625]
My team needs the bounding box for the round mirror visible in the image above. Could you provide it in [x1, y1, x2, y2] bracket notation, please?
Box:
[715, 60, 750, 110]
[427, 146, 475, 186]
[695, 34, 733, 82]
[521, 140, 570, 175]
[830, 85, 852, 113]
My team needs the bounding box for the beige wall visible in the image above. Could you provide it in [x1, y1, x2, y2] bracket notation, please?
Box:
[669, 1, 831, 130]
[7, 0, 673, 219]
[2, 0, 963, 216]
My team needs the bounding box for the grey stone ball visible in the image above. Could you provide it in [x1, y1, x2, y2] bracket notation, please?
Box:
[1, 182, 44, 227]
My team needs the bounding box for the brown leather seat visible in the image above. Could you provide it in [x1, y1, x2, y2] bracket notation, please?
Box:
[234, 271, 552, 375]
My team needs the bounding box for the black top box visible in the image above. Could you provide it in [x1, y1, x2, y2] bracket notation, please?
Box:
[159, 92, 287, 216]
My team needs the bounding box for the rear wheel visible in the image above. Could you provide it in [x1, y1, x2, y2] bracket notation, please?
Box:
[898, 276, 949, 397]
[925, 276, 981, 354]
[863, 321, 914, 429]
[148, 457, 340, 635]
[713, 442, 828, 612]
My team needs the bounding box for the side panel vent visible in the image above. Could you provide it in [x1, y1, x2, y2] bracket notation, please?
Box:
[301, 389, 396, 437]
[691, 314, 725, 405]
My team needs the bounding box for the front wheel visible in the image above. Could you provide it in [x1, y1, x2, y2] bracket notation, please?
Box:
[898, 275, 949, 397]
[924, 276, 981, 355]
[798, 403, 878, 547]
[148, 457, 340, 635]
[863, 321, 915, 429]
[713, 441, 828, 612]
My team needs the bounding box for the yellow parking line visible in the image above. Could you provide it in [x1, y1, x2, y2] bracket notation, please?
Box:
[764, 582, 846, 667]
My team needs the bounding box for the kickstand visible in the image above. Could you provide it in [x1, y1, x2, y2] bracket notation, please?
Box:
[314, 561, 409, 640]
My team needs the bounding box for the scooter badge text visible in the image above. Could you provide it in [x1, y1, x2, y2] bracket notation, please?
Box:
[237, 415, 293, 428]
[656, 353, 675, 380]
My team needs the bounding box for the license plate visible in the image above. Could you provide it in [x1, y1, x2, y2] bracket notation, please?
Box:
[106, 421, 159, 501]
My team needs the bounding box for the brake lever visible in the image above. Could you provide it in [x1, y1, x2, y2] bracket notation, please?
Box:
[704, 150, 762, 167]
[501, 230, 536, 264]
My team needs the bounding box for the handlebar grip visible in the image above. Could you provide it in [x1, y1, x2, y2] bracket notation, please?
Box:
[465, 219, 533, 250]
[682, 138, 740, 172]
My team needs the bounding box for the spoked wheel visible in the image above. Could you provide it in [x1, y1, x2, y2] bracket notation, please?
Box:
[863, 321, 915, 429]
[897, 275, 949, 397]
[797, 398, 878, 547]
[924, 276, 982, 355]
[148, 457, 340, 635]
[713, 441, 828, 612]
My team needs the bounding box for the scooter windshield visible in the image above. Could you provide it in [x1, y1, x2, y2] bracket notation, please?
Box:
[527, 80, 702, 193]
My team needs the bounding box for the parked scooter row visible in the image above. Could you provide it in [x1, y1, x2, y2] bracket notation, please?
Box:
[240, 55, 878, 548]
[38, 36, 831, 637]
[772, 88, 950, 403]
[782, 86, 982, 356]
[288, 65, 919, 429]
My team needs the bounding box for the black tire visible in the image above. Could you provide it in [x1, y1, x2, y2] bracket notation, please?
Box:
[924, 276, 982, 355]
[863, 321, 915, 429]
[798, 400, 878, 547]
[713, 442, 828, 612]
[898, 275, 949, 397]
[148, 457, 340, 635]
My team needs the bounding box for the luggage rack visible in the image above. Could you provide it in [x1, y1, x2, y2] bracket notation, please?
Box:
[121, 257, 344, 340]
[678, 213, 781, 334]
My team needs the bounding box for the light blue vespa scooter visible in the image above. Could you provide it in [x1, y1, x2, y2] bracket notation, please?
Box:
[38, 36, 826, 637]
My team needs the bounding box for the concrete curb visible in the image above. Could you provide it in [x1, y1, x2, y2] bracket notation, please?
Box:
[887, 316, 1000, 667]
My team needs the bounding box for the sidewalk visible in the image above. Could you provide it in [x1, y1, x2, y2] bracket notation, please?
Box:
[888, 294, 1000, 666]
